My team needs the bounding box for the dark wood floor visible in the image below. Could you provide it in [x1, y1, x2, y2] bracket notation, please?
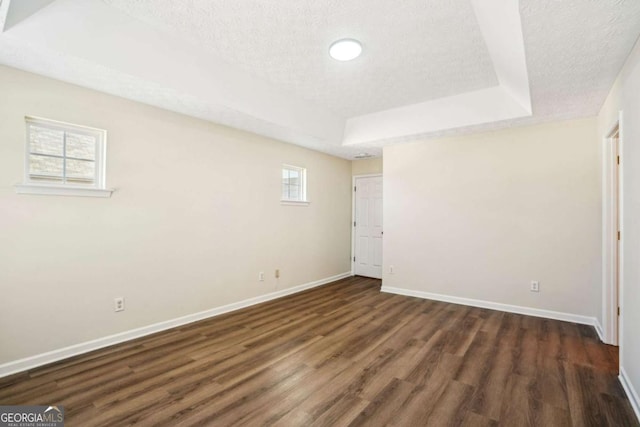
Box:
[1, 276, 637, 426]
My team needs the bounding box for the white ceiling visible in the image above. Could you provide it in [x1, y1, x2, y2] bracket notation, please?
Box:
[1, 0, 639, 159]
[104, 0, 499, 118]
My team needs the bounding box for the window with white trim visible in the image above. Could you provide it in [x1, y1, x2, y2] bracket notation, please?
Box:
[281, 164, 307, 203]
[16, 117, 112, 197]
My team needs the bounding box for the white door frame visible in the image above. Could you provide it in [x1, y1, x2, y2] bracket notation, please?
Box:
[351, 173, 383, 276]
[602, 111, 624, 347]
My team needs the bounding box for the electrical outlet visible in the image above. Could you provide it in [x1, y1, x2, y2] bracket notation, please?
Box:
[259, 272, 264, 281]
[114, 297, 125, 312]
[275, 269, 280, 279]
[389, 265, 394, 274]
[530, 281, 540, 292]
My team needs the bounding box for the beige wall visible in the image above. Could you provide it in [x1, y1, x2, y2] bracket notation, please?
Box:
[0, 65, 352, 365]
[599, 37, 640, 409]
[383, 118, 601, 318]
[352, 157, 383, 176]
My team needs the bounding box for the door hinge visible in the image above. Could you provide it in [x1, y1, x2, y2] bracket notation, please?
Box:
[354, 221, 356, 227]
[354, 186, 357, 192]
[353, 256, 356, 262]
[618, 307, 621, 316]
[618, 231, 621, 241]
[617, 156, 620, 165]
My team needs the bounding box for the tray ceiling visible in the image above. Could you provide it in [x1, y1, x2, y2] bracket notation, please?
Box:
[1, 0, 639, 159]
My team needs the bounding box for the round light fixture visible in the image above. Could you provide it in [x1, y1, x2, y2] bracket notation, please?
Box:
[329, 38, 362, 61]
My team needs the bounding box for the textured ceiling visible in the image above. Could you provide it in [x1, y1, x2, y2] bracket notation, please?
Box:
[521, 0, 640, 121]
[344, 0, 640, 147]
[103, 0, 498, 118]
[1, 0, 640, 160]
[346, 0, 640, 146]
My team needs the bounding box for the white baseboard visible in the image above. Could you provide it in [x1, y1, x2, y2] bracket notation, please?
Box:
[620, 367, 640, 423]
[593, 318, 605, 343]
[381, 286, 598, 326]
[0, 272, 351, 378]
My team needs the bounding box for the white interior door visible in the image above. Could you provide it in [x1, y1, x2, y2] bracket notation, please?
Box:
[354, 176, 383, 279]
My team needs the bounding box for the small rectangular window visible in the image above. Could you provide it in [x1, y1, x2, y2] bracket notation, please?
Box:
[15, 117, 112, 197]
[282, 164, 307, 203]
[25, 117, 105, 187]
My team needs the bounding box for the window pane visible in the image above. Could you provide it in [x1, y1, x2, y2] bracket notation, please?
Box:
[29, 154, 63, 180]
[66, 158, 95, 183]
[66, 133, 96, 161]
[29, 126, 63, 156]
[282, 166, 305, 201]
[289, 185, 299, 200]
[24, 118, 106, 189]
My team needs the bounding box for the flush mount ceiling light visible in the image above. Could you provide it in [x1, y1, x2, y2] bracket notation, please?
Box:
[329, 38, 362, 61]
[354, 152, 373, 159]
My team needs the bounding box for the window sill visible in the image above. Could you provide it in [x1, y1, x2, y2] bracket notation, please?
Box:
[15, 184, 114, 198]
[280, 200, 310, 206]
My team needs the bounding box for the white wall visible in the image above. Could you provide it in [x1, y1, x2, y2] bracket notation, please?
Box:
[383, 118, 601, 319]
[599, 36, 640, 417]
[0, 65, 352, 365]
[352, 158, 383, 176]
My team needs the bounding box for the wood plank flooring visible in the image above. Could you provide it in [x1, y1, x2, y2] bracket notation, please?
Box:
[1, 276, 637, 426]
